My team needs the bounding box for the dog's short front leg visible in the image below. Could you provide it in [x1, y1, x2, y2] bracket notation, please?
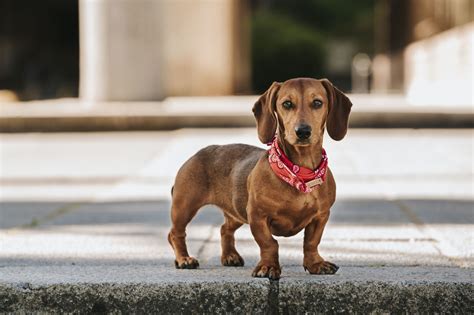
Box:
[303, 212, 339, 275]
[249, 211, 281, 280]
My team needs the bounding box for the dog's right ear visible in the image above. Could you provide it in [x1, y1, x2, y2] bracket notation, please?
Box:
[321, 79, 352, 141]
[252, 82, 281, 144]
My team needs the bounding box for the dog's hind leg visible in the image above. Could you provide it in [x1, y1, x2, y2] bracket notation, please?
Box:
[168, 152, 213, 269]
[168, 187, 206, 269]
[220, 215, 244, 266]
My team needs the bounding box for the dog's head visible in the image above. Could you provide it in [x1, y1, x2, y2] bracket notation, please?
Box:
[252, 78, 352, 145]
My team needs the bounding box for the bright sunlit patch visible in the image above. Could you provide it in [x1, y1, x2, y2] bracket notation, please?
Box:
[405, 22, 474, 106]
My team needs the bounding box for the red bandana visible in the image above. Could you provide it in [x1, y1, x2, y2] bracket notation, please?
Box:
[267, 137, 328, 193]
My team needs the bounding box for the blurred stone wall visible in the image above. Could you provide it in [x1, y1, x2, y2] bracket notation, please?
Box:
[79, 0, 250, 101]
[372, 0, 473, 94]
[404, 22, 473, 105]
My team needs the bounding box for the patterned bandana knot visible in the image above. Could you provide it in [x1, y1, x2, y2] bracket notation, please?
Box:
[267, 137, 328, 193]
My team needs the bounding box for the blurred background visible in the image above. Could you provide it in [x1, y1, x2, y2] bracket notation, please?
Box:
[0, 0, 472, 103]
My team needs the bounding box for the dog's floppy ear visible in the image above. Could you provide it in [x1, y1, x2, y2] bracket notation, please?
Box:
[252, 81, 281, 143]
[321, 79, 352, 141]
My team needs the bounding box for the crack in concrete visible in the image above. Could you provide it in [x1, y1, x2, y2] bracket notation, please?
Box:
[394, 199, 424, 226]
[18, 202, 84, 229]
[196, 225, 219, 263]
[267, 279, 280, 315]
[393, 199, 466, 268]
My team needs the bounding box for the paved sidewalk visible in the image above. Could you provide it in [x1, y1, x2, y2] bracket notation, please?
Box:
[0, 129, 473, 313]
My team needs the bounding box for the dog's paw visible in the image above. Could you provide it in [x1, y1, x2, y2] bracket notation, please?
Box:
[221, 252, 244, 267]
[251, 262, 281, 280]
[303, 261, 339, 275]
[175, 256, 199, 269]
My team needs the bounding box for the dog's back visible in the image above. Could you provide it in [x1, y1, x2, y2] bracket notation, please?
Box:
[172, 144, 264, 221]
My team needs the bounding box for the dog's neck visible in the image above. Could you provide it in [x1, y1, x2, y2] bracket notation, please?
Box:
[277, 135, 324, 170]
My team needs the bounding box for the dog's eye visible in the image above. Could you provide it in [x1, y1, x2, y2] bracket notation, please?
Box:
[312, 99, 323, 109]
[282, 101, 293, 109]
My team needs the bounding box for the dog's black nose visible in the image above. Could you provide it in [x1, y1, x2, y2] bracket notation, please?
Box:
[295, 124, 312, 140]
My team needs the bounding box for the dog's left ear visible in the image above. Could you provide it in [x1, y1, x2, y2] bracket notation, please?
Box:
[321, 79, 353, 141]
[252, 81, 281, 143]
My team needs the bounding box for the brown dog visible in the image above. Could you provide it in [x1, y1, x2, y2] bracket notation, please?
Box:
[168, 78, 352, 279]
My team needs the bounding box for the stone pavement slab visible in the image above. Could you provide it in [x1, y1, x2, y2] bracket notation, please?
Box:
[0, 129, 472, 312]
[1, 199, 472, 268]
[1, 129, 472, 201]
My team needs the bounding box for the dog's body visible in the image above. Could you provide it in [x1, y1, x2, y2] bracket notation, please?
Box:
[169, 78, 352, 279]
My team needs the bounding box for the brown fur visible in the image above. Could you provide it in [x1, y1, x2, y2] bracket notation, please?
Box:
[168, 78, 352, 279]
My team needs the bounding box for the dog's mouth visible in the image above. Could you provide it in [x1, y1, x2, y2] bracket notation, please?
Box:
[294, 139, 311, 146]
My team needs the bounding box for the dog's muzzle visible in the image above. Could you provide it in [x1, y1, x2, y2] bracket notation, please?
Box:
[295, 124, 312, 140]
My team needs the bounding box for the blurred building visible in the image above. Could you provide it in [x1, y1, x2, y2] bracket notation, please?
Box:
[0, 0, 250, 101]
[0, 0, 472, 102]
[80, 0, 250, 101]
[373, 0, 473, 105]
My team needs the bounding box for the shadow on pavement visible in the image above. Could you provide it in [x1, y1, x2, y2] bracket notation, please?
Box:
[1, 198, 472, 229]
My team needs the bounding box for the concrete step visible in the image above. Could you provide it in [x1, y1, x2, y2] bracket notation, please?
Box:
[1, 266, 471, 313]
[0, 95, 472, 132]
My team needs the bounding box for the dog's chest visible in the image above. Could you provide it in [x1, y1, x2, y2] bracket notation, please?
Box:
[268, 197, 319, 237]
